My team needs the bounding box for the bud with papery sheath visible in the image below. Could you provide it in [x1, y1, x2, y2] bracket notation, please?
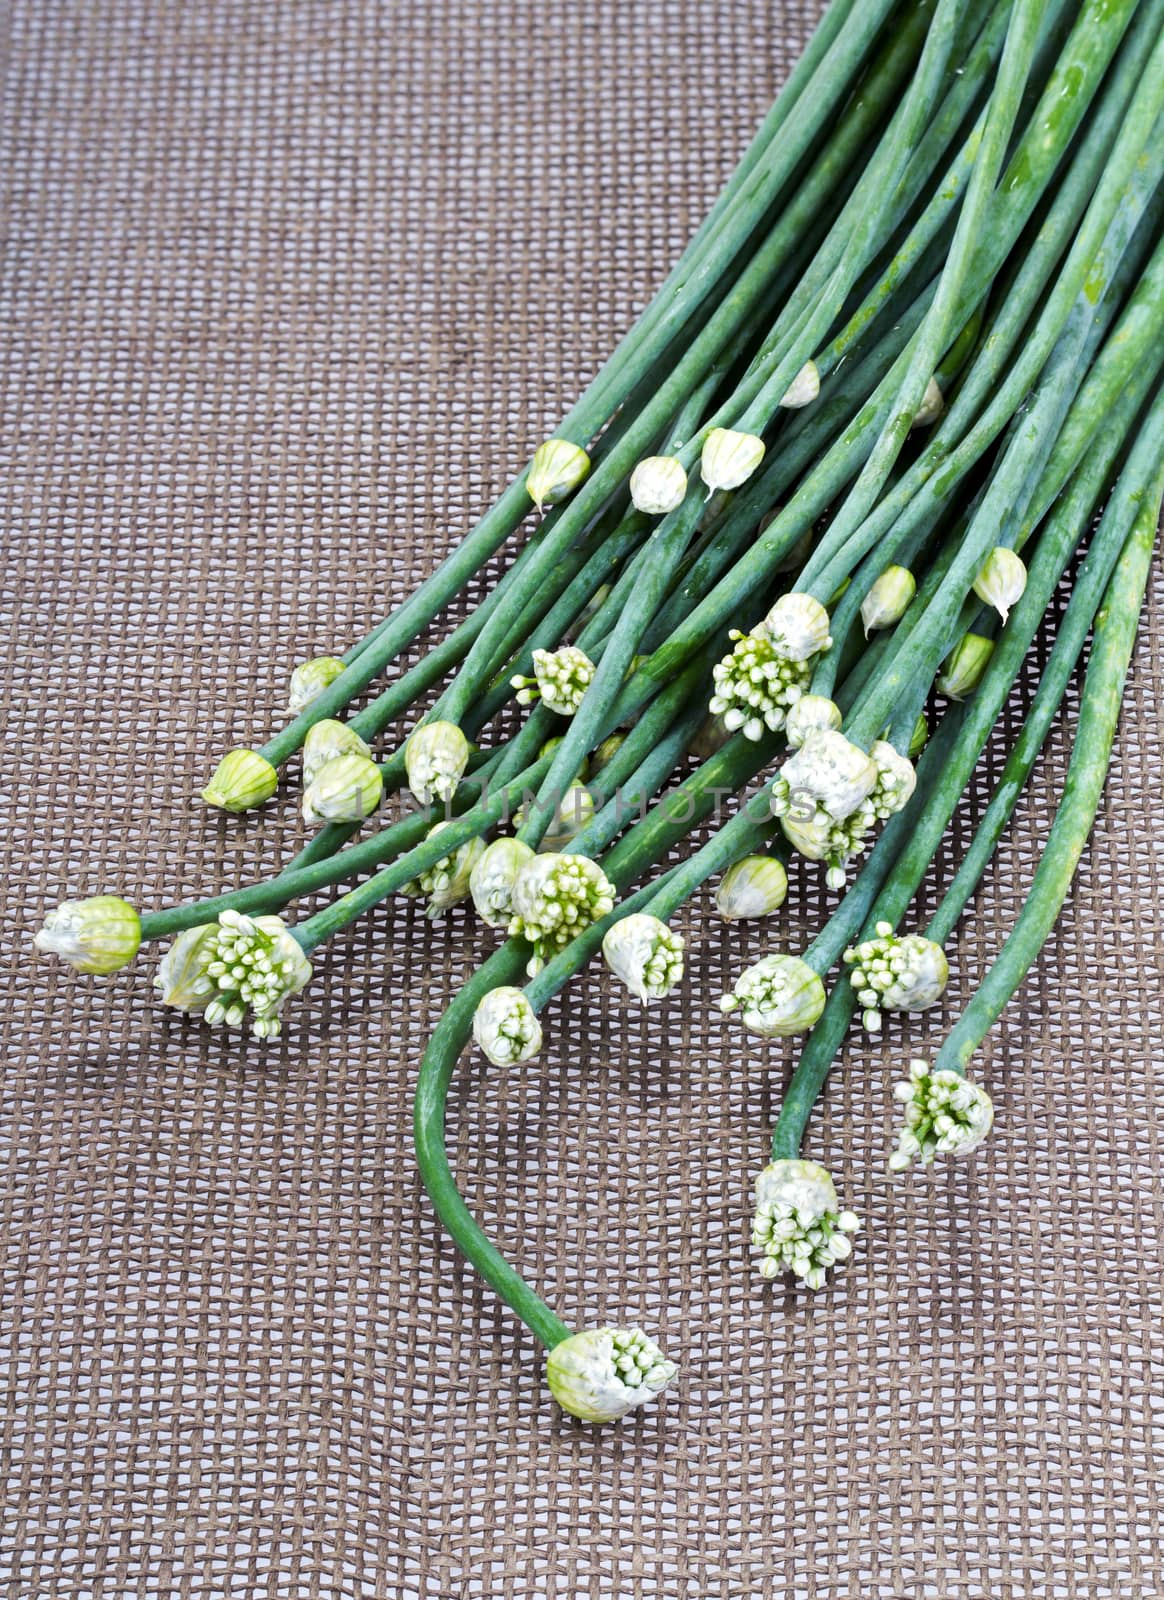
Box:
[34, 895, 142, 975]
[700, 428, 765, 496]
[201, 748, 278, 813]
[301, 752, 383, 825]
[287, 655, 346, 714]
[546, 1327, 677, 1423]
[303, 719, 372, 786]
[629, 455, 688, 515]
[527, 440, 590, 510]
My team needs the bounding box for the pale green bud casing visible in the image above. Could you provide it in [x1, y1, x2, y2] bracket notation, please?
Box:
[508, 853, 616, 975]
[868, 741, 917, 818]
[889, 1059, 994, 1171]
[405, 720, 471, 807]
[518, 782, 595, 849]
[155, 910, 311, 1040]
[527, 440, 591, 511]
[546, 1327, 677, 1423]
[860, 566, 916, 635]
[538, 735, 589, 781]
[699, 428, 765, 497]
[402, 821, 486, 917]
[301, 752, 383, 825]
[780, 360, 820, 409]
[784, 694, 842, 749]
[844, 919, 949, 1032]
[715, 855, 788, 920]
[34, 895, 142, 975]
[469, 836, 536, 928]
[287, 655, 346, 714]
[937, 633, 994, 700]
[601, 913, 685, 1001]
[629, 455, 688, 515]
[302, 719, 372, 786]
[909, 713, 929, 759]
[751, 1159, 861, 1289]
[154, 923, 223, 1012]
[512, 645, 595, 716]
[201, 748, 279, 813]
[472, 985, 543, 1066]
[718, 953, 826, 1038]
[911, 376, 944, 428]
[588, 733, 625, 775]
[763, 592, 832, 662]
[973, 547, 1027, 623]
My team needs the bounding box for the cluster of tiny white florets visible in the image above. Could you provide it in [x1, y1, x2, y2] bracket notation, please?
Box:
[472, 986, 543, 1066]
[508, 853, 616, 974]
[751, 1161, 861, 1289]
[546, 1326, 678, 1423]
[708, 625, 812, 740]
[718, 953, 825, 1037]
[155, 910, 311, 1040]
[601, 913, 685, 1001]
[843, 921, 949, 1031]
[772, 734, 917, 887]
[889, 1059, 995, 1171]
[512, 646, 595, 716]
[401, 824, 485, 919]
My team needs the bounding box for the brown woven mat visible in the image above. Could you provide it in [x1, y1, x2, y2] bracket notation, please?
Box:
[3, 1, 1162, 1594]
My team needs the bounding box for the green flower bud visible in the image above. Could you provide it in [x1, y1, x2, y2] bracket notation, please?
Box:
[405, 720, 471, 807]
[287, 655, 346, 714]
[937, 633, 994, 700]
[601, 913, 685, 1001]
[537, 735, 590, 780]
[34, 895, 142, 975]
[629, 454, 688, 515]
[774, 729, 879, 825]
[780, 359, 820, 409]
[889, 1059, 994, 1171]
[201, 748, 278, 813]
[469, 837, 536, 928]
[155, 911, 311, 1039]
[911, 376, 944, 428]
[153, 923, 223, 1012]
[527, 439, 590, 511]
[972, 547, 1027, 624]
[512, 646, 595, 717]
[472, 985, 543, 1066]
[784, 694, 842, 749]
[508, 853, 616, 975]
[302, 719, 372, 787]
[860, 566, 916, 635]
[779, 811, 832, 862]
[718, 953, 826, 1038]
[763, 592, 833, 661]
[301, 752, 383, 825]
[546, 1327, 677, 1424]
[751, 1159, 861, 1288]
[844, 920, 949, 1031]
[700, 428, 765, 496]
[588, 733, 625, 775]
[909, 713, 929, 759]
[715, 855, 788, 920]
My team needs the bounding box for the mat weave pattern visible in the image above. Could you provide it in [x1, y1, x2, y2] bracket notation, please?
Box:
[3, 2, 1162, 1595]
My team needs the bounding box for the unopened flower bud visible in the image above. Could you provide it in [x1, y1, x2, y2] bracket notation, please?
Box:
[406, 720, 470, 806]
[512, 645, 595, 717]
[201, 748, 278, 813]
[537, 735, 589, 780]
[547, 1327, 677, 1423]
[844, 920, 949, 1031]
[861, 566, 916, 635]
[700, 428, 765, 497]
[472, 986, 543, 1065]
[973, 547, 1027, 623]
[601, 913, 685, 1001]
[34, 895, 141, 975]
[518, 782, 595, 849]
[688, 713, 730, 760]
[751, 1159, 860, 1288]
[629, 455, 688, 515]
[301, 752, 383, 825]
[937, 633, 994, 700]
[287, 655, 346, 714]
[588, 733, 625, 775]
[911, 376, 944, 428]
[303, 719, 372, 786]
[785, 694, 842, 749]
[909, 713, 929, 759]
[469, 836, 536, 927]
[869, 741, 917, 818]
[764, 592, 832, 661]
[403, 821, 485, 917]
[527, 440, 590, 510]
[715, 855, 788, 920]
[776, 729, 879, 824]
[718, 953, 826, 1038]
[780, 359, 820, 409]
[889, 1059, 994, 1170]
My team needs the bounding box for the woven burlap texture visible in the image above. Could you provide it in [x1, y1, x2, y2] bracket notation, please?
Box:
[3, 1, 1162, 1595]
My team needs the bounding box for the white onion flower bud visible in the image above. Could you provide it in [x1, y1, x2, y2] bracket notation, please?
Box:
[868, 741, 917, 818]
[303, 719, 372, 787]
[469, 837, 536, 928]
[287, 655, 346, 714]
[155, 911, 311, 1040]
[708, 625, 811, 741]
[601, 913, 684, 1001]
[718, 953, 826, 1038]
[780, 359, 821, 409]
[785, 694, 842, 749]
[715, 855, 788, 920]
[751, 1159, 861, 1289]
[201, 748, 279, 813]
[405, 721, 471, 807]
[700, 428, 766, 496]
[889, 1058, 994, 1171]
[629, 455, 688, 515]
[973, 547, 1027, 623]
[526, 439, 591, 511]
[34, 895, 142, 975]
[301, 752, 384, 825]
[471, 985, 543, 1066]
[860, 566, 916, 635]
[911, 376, 944, 428]
[774, 729, 879, 825]
[843, 920, 949, 1031]
[763, 592, 833, 662]
[546, 1327, 677, 1423]
[511, 645, 595, 717]
[508, 853, 616, 974]
[937, 633, 994, 700]
[401, 821, 486, 917]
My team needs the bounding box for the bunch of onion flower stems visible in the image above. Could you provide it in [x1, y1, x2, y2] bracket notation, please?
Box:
[36, 0, 1164, 1425]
